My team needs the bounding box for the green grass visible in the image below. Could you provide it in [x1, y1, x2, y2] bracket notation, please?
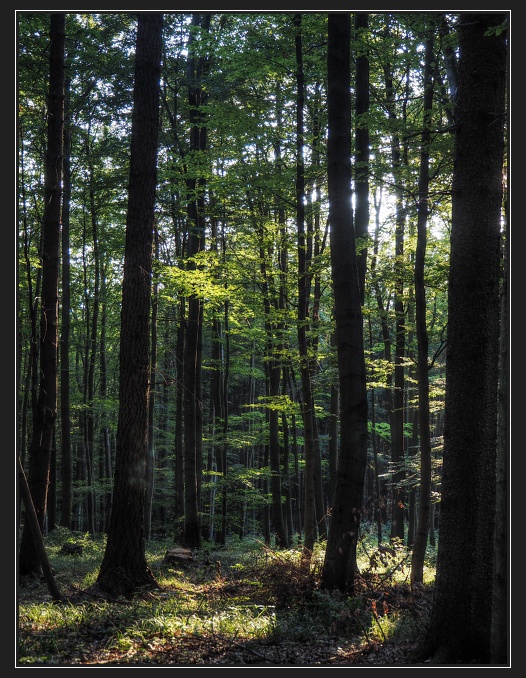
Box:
[17, 527, 435, 666]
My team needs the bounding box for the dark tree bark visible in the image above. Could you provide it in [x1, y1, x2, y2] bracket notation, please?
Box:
[18, 125, 40, 482]
[256, 215, 288, 549]
[99, 264, 113, 533]
[83, 157, 101, 537]
[367, 317, 383, 546]
[384, 54, 408, 543]
[491, 194, 509, 664]
[410, 31, 435, 588]
[419, 13, 507, 664]
[19, 13, 65, 577]
[370, 192, 393, 546]
[210, 209, 229, 547]
[275, 95, 295, 543]
[377, 19, 413, 542]
[327, 369, 339, 510]
[321, 13, 368, 594]
[354, 13, 369, 305]
[145, 229, 160, 541]
[174, 299, 185, 538]
[95, 13, 163, 598]
[181, 13, 211, 549]
[294, 13, 320, 558]
[59, 74, 73, 530]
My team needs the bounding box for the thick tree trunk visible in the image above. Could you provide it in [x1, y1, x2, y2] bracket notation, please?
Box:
[420, 13, 507, 664]
[321, 14, 368, 594]
[95, 13, 163, 597]
[491, 197, 509, 664]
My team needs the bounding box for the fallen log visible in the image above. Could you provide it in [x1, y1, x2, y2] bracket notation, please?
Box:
[164, 548, 194, 565]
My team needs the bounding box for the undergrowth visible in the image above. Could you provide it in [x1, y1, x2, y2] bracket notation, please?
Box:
[17, 525, 435, 666]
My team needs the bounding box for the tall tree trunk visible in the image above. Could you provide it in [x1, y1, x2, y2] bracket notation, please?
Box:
[354, 13, 369, 304]
[99, 264, 113, 533]
[321, 13, 368, 594]
[294, 13, 319, 559]
[275, 90, 294, 546]
[367, 317, 383, 546]
[306, 83, 328, 542]
[181, 13, 211, 549]
[18, 125, 40, 480]
[85, 168, 100, 537]
[59, 74, 73, 530]
[370, 188, 399, 540]
[219, 298, 230, 545]
[256, 215, 287, 549]
[95, 13, 163, 597]
[411, 32, 435, 587]
[384, 54, 408, 544]
[19, 13, 65, 577]
[491, 192, 509, 664]
[174, 299, 185, 540]
[419, 13, 507, 664]
[145, 229, 160, 541]
[210, 210, 229, 546]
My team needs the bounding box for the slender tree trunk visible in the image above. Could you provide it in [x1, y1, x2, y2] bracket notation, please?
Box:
[174, 299, 185, 540]
[99, 265, 113, 533]
[256, 215, 287, 548]
[210, 211, 229, 546]
[411, 32, 435, 587]
[181, 13, 211, 549]
[367, 317, 383, 546]
[275, 97, 294, 546]
[384, 56, 407, 544]
[18, 125, 40, 481]
[219, 298, 229, 545]
[85, 170, 100, 537]
[294, 13, 318, 560]
[145, 230, 160, 541]
[60, 75, 73, 530]
[306, 93, 328, 543]
[354, 12, 369, 304]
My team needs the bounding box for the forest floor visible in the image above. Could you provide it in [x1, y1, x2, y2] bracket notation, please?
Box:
[17, 532, 434, 667]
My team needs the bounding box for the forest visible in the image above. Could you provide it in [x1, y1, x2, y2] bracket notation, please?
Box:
[17, 11, 509, 667]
